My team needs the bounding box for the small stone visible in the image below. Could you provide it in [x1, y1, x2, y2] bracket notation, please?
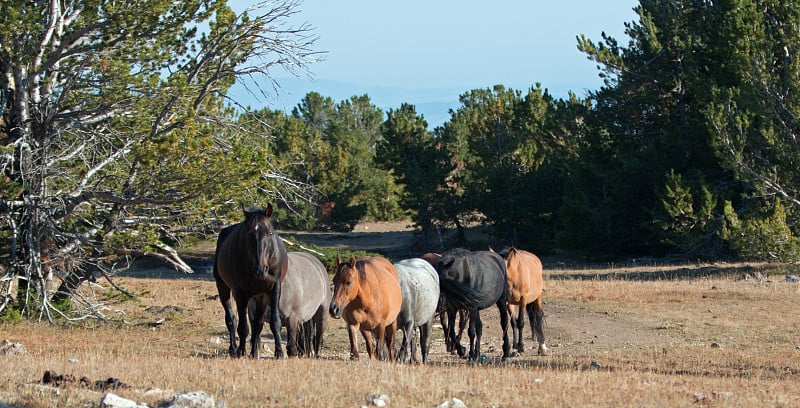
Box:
[365, 394, 389, 407]
[158, 391, 222, 408]
[68, 358, 79, 364]
[0, 340, 26, 355]
[438, 397, 467, 408]
[710, 342, 721, 348]
[100, 392, 147, 408]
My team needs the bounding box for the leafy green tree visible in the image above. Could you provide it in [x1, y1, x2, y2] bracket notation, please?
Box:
[706, 1, 800, 261]
[572, 1, 738, 257]
[377, 103, 448, 246]
[0, 0, 320, 318]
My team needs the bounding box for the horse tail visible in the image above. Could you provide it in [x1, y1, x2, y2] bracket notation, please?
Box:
[438, 276, 496, 311]
[526, 301, 545, 344]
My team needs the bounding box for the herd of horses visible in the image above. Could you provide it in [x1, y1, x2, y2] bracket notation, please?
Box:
[212, 206, 546, 363]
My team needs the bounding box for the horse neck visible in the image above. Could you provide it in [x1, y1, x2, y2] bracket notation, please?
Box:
[353, 268, 382, 308]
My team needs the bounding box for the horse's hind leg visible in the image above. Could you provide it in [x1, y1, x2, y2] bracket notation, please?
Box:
[527, 298, 547, 355]
[215, 280, 238, 357]
[497, 295, 511, 361]
[419, 321, 432, 364]
[447, 309, 466, 357]
[397, 320, 412, 363]
[511, 303, 525, 353]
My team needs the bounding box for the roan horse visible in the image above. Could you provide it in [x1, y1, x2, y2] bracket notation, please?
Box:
[213, 204, 287, 359]
[496, 247, 547, 355]
[272, 251, 329, 358]
[393, 258, 440, 364]
[435, 248, 511, 362]
[329, 255, 402, 360]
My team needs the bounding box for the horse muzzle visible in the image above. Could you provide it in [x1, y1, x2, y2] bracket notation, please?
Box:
[329, 303, 343, 319]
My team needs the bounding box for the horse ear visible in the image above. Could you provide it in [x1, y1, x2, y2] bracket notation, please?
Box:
[349, 255, 357, 265]
[488, 246, 494, 253]
[265, 203, 273, 217]
[241, 202, 247, 216]
[336, 255, 342, 265]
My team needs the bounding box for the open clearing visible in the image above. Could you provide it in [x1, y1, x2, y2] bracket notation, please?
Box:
[1, 222, 799, 407]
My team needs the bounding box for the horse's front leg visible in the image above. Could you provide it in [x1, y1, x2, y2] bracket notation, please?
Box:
[361, 329, 377, 360]
[268, 284, 284, 358]
[383, 321, 397, 361]
[216, 283, 238, 357]
[347, 324, 361, 360]
[233, 291, 251, 358]
[247, 294, 267, 359]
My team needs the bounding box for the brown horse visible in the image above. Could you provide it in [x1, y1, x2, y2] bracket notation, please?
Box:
[498, 247, 546, 355]
[329, 255, 402, 361]
[213, 204, 287, 359]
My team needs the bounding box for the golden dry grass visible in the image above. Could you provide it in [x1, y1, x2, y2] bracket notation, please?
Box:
[1, 262, 800, 407]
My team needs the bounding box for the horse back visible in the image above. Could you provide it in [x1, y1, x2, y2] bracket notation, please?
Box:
[505, 249, 544, 302]
[438, 249, 507, 311]
[394, 258, 440, 326]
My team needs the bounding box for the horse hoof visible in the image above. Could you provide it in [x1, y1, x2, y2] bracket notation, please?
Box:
[538, 344, 548, 356]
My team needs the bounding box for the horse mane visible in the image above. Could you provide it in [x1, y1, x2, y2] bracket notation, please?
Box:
[496, 246, 517, 258]
[354, 259, 368, 280]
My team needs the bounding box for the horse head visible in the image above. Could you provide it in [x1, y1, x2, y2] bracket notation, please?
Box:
[329, 255, 361, 319]
[243, 203, 282, 282]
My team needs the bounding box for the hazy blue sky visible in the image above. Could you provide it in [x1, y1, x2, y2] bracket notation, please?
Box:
[229, 1, 640, 128]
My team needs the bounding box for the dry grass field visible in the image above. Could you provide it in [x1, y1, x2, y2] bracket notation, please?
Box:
[1, 223, 800, 407]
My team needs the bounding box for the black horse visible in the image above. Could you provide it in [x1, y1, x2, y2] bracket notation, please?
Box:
[435, 248, 511, 362]
[213, 204, 287, 359]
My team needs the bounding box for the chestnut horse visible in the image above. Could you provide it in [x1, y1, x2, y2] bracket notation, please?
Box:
[213, 204, 287, 359]
[329, 255, 402, 361]
[497, 247, 546, 355]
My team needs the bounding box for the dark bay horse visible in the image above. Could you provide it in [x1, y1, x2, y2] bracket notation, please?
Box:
[329, 255, 402, 361]
[393, 258, 440, 364]
[435, 248, 511, 362]
[421, 252, 467, 354]
[213, 204, 287, 359]
[279, 252, 329, 357]
[498, 247, 546, 355]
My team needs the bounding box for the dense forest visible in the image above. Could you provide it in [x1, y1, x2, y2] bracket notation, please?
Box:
[3, 1, 800, 316]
